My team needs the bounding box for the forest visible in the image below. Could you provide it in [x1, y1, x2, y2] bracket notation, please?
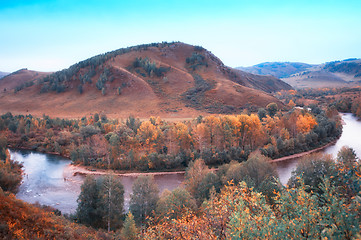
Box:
[276, 87, 361, 118]
[1, 87, 361, 239]
[0, 102, 341, 172]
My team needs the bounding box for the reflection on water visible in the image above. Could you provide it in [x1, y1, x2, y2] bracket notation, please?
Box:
[274, 158, 299, 186]
[13, 150, 83, 214]
[275, 113, 361, 185]
[13, 149, 184, 214]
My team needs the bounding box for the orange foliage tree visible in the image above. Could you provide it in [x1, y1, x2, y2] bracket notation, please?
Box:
[137, 121, 160, 152]
[296, 113, 318, 134]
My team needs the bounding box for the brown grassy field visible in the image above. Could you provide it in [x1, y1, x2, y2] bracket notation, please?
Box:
[0, 43, 292, 119]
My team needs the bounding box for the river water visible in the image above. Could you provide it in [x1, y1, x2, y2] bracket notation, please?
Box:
[275, 113, 361, 185]
[13, 113, 361, 213]
[13, 150, 183, 214]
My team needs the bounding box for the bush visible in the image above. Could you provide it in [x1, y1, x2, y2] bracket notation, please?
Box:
[186, 52, 208, 70]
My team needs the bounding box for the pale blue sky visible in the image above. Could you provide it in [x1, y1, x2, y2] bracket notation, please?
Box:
[1, 0, 361, 72]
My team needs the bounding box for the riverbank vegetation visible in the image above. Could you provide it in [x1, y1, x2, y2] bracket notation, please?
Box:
[0, 135, 113, 239]
[0, 135, 22, 194]
[0, 104, 341, 172]
[72, 149, 360, 239]
[0, 193, 114, 239]
[1, 131, 360, 238]
[276, 87, 361, 118]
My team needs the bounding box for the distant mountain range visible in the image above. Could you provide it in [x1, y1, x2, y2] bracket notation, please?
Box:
[237, 62, 314, 79]
[0, 71, 9, 79]
[238, 59, 361, 89]
[0, 42, 292, 118]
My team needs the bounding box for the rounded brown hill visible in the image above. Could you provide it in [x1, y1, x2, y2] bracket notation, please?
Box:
[0, 69, 51, 92]
[0, 42, 292, 118]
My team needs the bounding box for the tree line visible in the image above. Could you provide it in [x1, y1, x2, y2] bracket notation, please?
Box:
[0, 105, 341, 172]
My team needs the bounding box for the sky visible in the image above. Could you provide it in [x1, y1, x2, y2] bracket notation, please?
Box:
[1, 0, 361, 72]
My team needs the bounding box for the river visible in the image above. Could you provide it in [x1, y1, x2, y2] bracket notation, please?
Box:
[13, 150, 184, 214]
[275, 113, 361, 185]
[13, 113, 360, 213]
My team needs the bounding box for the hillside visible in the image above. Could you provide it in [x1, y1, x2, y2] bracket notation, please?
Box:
[0, 191, 110, 239]
[0, 68, 50, 92]
[0, 42, 292, 118]
[0, 71, 9, 79]
[283, 59, 361, 89]
[239, 59, 361, 89]
[237, 62, 313, 78]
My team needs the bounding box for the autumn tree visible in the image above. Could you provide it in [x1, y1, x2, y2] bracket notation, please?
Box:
[137, 121, 160, 152]
[121, 212, 139, 240]
[204, 115, 221, 146]
[193, 172, 221, 205]
[223, 182, 278, 239]
[246, 114, 264, 150]
[224, 152, 280, 203]
[155, 187, 197, 220]
[0, 145, 23, 194]
[168, 122, 192, 154]
[0, 135, 7, 160]
[288, 99, 296, 108]
[266, 102, 278, 117]
[80, 125, 100, 139]
[99, 175, 125, 231]
[274, 181, 322, 239]
[193, 122, 210, 152]
[218, 115, 237, 150]
[0, 192, 112, 239]
[126, 115, 141, 134]
[235, 114, 251, 149]
[144, 209, 216, 239]
[184, 158, 219, 205]
[76, 176, 101, 228]
[318, 178, 361, 239]
[76, 175, 124, 230]
[296, 113, 318, 134]
[337, 146, 357, 166]
[129, 175, 159, 225]
[288, 153, 336, 194]
[258, 108, 267, 120]
[174, 122, 192, 152]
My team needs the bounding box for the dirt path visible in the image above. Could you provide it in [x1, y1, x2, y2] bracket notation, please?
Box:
[269, 140, 337, 163]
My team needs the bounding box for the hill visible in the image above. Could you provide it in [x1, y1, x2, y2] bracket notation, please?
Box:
[239, 59, 361, 89]
[0, 191, 110, 239]
[0, 42, 292, 118]
[283, 59, 361, 89]
[237, 62, 313, 78]
[0, 68, 50, 93]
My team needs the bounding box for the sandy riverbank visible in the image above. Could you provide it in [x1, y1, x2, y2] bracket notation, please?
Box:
[270, 140, 337, 163]
[64, 138, 339, 177]
[64, 164, 186, 178]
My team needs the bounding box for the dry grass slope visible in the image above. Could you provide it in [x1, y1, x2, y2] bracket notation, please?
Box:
[0, 43, 292, 118]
